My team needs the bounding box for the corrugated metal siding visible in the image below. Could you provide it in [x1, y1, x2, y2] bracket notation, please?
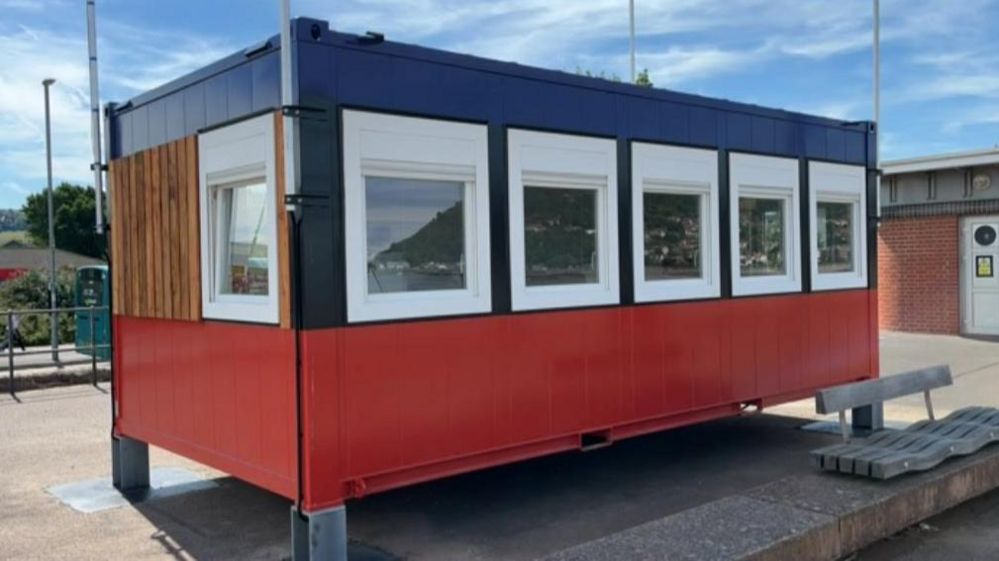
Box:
[111, 50, 280, 158]
[301, 39, 866, 164]
[110, 21, 870, 166]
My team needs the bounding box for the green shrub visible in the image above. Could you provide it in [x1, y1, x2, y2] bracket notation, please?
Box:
[0, 269, 76, 346]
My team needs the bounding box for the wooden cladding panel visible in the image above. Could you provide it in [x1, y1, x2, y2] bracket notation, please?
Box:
[109, 111, 290, 327]
[275, 113, 291, 329]
[185, 138, 201, 321]
[110, 136, 201, 321]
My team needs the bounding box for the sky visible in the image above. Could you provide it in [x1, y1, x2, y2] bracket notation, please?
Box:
[1, 0, 998, 209]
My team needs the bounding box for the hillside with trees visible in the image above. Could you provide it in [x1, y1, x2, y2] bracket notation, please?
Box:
[22, 183, 103, 258]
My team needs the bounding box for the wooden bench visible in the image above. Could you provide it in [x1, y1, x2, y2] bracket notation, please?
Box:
[811, 365, 999, 479]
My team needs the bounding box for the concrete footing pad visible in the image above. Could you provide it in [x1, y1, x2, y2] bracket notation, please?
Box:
[46, 467, 217, 514]
[543, 445, 999, 561]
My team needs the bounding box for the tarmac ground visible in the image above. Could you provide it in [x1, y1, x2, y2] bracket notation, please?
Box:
[2, 331, 998, 560]
[856, 485, 999, 561]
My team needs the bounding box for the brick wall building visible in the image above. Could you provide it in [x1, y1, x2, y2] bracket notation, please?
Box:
[878, 216, 960, 333]
[880, 149, 999, 336]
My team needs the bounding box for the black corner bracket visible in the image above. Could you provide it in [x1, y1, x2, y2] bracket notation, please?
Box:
[281, 105, 329, 121]
[284, 193, 331, 208]
[357, 31, 385, 45]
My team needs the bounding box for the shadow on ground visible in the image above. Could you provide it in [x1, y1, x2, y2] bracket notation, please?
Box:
[124, 413, 839, 561]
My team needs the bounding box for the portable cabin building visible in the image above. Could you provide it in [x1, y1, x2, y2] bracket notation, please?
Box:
[106, 17, 879, 559]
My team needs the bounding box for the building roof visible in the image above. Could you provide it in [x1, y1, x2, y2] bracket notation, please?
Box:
[108, 18, 873, 163]
[883, 147, 999, 175]
[0, 248, 105, 271]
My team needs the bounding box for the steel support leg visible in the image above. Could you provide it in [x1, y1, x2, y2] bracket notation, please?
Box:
[292, 505, 347, 561]
[852, 402, 884, 436]
[112, 435, 149, 493]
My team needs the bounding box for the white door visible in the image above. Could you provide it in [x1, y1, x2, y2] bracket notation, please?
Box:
[963, 217, 999, 335]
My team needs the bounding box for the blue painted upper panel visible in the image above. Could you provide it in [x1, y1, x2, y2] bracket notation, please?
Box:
[108, 40, 281, 159]
[109, 17, 873, 166]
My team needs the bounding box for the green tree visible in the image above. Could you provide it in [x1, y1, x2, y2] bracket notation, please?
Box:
[0, 269, 76, 346]
[635, 68, 654, 88]
[575, 67, 654, 88]
[22, 183, 102, 258]
[575, 67, 623, 82]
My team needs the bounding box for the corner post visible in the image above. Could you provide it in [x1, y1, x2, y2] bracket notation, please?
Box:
[112, 435, 149, 493]
[291, 505, 347, 561]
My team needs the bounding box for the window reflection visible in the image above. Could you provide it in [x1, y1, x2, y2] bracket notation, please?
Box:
[739, 197, 785, 277]
[644, 192, 701, 280]
[365, 176, 466, 294]
[817, 201, 854, 273]
[217, 181, 269, 296]
[524, 186, 598, 286]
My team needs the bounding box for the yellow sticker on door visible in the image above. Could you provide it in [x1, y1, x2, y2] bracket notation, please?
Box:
[977, 255, 994, 278]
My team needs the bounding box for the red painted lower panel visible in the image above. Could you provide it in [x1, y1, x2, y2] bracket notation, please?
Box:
[299, 289, 877, 510]
[114, 290, 875, 510]
[113, 317, 297, 499]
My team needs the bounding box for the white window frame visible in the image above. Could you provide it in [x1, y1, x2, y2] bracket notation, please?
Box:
[342, 110, 491, 323]
[508, 129, 619, 311]
[632, 143, 720, 302]
[809, 161, 868, 291]
[198, 114, 279, 324]
[730, 153, 801, 296]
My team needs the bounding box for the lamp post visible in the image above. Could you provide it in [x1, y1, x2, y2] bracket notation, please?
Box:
[42, 78, 59, 362]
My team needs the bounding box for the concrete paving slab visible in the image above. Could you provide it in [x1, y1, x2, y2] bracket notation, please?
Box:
[800, 419, 912, 436]
[855, 485, 999, 560]
[542, 495, 839, 561]
[47, 467, 217, 513]
[545, 439, 999, 560]
[770, 331, 999, 424]
[755, 445, 999, 554]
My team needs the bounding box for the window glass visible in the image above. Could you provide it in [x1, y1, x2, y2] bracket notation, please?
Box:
[217, 181, 269, 296]
[643, 191, 701, 280]
[365, 176, 466, 294]
[739, 197, 785, 277]
[524, 186, 597, 286]
[817, 201, 854, 273]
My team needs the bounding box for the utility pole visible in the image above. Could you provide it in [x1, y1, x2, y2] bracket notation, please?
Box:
[87, 0, 105, 234]
[629, 0, 636, 82]
[873, 0, 881, 217]
[43, 78, 59, 362]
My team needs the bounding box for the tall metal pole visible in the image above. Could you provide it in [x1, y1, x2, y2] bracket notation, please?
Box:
[280, 0, 298, 209]
[873, 0, 881, 217]
[43, 78, 59, 362]
[87, 0, 105, 234]
[628, 0, 636, 82]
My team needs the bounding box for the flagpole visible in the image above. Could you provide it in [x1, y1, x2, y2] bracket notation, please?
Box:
[873, 0, 881, 217]
[629, 0, 636, 82]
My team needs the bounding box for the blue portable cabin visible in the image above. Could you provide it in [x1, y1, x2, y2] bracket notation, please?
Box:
[106, 17, 878, 561]
[107, 17, 876, 327]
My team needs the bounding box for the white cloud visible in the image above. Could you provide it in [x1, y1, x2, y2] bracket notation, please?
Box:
[639, 45, 766, 86]
[0, 18, 232, 207]
[896, 47, 999, 102]
[1, 181, 30, 196]
[0, 0, 996, 208]
[0, 0, 67, 12]
[789, 100, 866, 122]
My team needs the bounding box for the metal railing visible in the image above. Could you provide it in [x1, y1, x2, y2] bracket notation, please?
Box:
[4, 305, 111, 398]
